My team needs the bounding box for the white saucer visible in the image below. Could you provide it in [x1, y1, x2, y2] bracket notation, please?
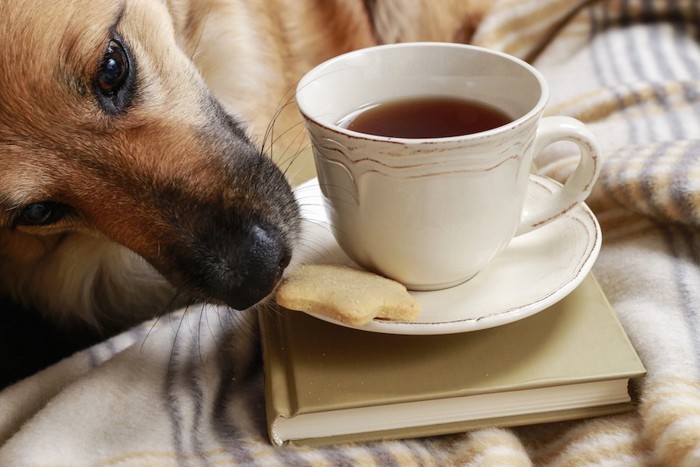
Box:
[292, 174, 601, 335]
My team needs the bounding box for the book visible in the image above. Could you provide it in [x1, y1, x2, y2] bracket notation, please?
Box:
[260, 274, 646, 446]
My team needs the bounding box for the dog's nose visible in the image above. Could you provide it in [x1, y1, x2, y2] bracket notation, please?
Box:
[220, 223, 292, 310]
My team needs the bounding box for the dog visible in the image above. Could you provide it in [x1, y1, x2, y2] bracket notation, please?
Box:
[0, 0, 487, 337]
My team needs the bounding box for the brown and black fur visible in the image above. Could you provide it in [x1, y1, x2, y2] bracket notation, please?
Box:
[0, 0, 487, 382]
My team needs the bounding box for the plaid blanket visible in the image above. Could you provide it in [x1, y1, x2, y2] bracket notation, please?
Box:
[2, 0, 699, 465]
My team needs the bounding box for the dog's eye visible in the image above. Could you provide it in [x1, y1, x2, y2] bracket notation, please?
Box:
[93, 36, 133, 114]
[96, 40, 128, 96]
[16, 202, 70, 227]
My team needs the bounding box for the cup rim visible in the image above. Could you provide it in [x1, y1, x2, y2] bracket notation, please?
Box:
[296, 42, 549, 144]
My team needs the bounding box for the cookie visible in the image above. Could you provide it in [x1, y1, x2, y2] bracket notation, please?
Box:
[274, 264, 420, 326]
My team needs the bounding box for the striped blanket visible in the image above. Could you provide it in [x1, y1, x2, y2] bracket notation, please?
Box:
[2, 0, 699, 465]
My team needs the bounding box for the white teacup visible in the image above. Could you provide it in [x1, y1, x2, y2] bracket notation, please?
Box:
[296, 43, 600, 291]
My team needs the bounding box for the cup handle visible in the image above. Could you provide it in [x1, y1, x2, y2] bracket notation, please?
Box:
[516, 116, 601, 236]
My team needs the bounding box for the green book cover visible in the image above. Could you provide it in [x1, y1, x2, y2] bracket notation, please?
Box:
[261, 274, 645, 446]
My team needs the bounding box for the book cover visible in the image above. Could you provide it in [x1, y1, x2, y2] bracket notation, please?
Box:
[260, 274, 646, 446]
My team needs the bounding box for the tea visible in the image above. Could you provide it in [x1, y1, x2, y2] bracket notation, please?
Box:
[340, 96, 511, 139]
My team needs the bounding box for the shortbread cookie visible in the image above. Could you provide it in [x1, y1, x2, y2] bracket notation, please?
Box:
[274, 264, 420, 326]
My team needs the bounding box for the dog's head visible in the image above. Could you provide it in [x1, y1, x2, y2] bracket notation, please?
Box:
[0, 1, 300, 317]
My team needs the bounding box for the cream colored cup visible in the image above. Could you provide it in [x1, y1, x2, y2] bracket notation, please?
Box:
[296, 43, 600, 291]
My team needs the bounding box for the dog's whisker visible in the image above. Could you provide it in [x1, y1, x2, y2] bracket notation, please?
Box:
[140, 316, 162, 352]
[260, 88, 297, 159]
[139, 287, 182, 351]
[168, 304, 190, 372]
[278, 136, 311, 176]
[260, 80, 308, 159]
[197, 304, 207, 364]
[203, 304, 222, 348]
[240, 308, 262, 344]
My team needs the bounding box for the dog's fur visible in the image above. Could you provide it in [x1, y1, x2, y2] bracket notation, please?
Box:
[0, 0, 487, 334]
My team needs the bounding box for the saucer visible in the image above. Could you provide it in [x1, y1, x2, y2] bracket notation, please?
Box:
[292, 174, 602, 335]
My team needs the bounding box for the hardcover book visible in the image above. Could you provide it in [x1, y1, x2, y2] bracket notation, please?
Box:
[260, 274, 646, 446]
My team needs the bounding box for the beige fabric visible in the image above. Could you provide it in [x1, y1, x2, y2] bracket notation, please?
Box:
[2, 0, 700, 465]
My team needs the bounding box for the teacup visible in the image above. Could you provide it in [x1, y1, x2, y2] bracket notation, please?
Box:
[296, 43, 600, 291]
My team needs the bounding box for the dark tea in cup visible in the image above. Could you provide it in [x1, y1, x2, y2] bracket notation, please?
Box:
[339, 96, 512, 139]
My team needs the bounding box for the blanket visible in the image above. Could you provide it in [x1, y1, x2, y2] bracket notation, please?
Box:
[2, 0, 699, 465]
